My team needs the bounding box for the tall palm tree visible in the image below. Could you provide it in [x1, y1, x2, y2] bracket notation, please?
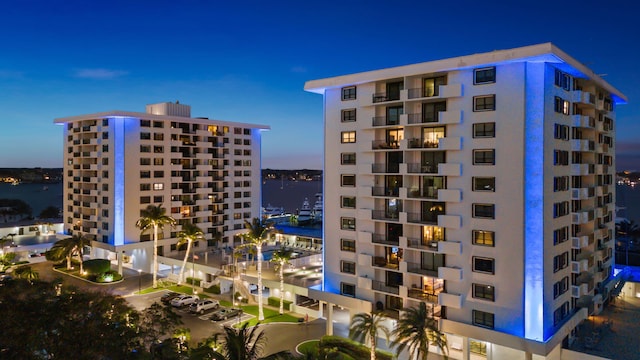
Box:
[136, 204, 176, 288]
[176, 222, 204, 284]
[349, 312, 390, 360]
[391, 302, 448, 360]
[239, 218, 274, 321]
[270, 247, 293, 315]
[209, 323, 291, 360]
[69, 234, 90, 274]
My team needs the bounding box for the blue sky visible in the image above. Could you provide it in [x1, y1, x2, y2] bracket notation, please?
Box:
[0, 0, 638, 169]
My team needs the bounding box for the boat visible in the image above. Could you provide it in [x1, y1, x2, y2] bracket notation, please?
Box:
[312, 193, 323, 223]
[10, 179, 20, 186]
[297, 198, 313, 224]
[262, 204, 285, 218]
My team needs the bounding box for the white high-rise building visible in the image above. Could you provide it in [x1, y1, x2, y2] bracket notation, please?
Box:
[55, 102, 268, 274]
[305, 43, 626, 358]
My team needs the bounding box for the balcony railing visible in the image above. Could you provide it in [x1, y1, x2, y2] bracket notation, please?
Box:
[406, 237, 440, 250]
[408, 138, 440, 149]
[372, 163, 400, 174]
[372, 210, 401, 221]
[372, 280, 400, 295]
[406, 163, 439, 174]
[407, 212, 441, 224]
[407, 113, 440, 124]
[372, 116, 400, 127]
[372, 256, 400, 270]
[372, 234, 400, 246]
[407, 288, 439, 303]
[372, 140, 401, 150]
[372, 187, 400, 197]
[407, 88, 439, 99]
[407, 187, 440, 199]
[405, 261, 438, 276]
[372, 93, 401, 103]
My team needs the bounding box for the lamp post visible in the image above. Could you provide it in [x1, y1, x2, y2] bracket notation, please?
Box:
[137, 269, 142, 294]
[237, 296, 243, 325]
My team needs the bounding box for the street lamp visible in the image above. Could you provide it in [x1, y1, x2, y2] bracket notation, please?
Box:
[137, 269, 142, 294]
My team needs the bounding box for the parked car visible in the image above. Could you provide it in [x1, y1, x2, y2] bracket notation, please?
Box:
[160, 291, 181, 304]
[189, 299, 220, 314]
[170, 295, 199, 308]
[210, 307, 242, 321]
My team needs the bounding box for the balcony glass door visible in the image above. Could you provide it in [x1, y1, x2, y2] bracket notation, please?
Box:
[386, 81, 403, 101]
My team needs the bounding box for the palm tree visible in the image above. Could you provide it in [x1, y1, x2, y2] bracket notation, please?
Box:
[69, 234, 90, 274]
[13, 265, 39, 281]
[176, 222, 204, 284]
[46, 234, 89, 271]
[209, 323, 292, 360]
[136, 204, 176, 288]
[391, 302, 448, 360]
[270, 247, 293, 314]
[349, 312, 390, 360]
[239, 218, 275, 321]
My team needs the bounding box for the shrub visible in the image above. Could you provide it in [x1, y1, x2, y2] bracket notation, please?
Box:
[96, 271, 123, 283]
[83, 259, 111, 275]
[205, 284, 221, 294]
[186, 277, 202, 287]
[267, 296, 292, 310]
[319, 335, 394, 360]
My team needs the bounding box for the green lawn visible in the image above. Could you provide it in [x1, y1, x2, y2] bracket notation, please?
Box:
[237, 305, 303, 327]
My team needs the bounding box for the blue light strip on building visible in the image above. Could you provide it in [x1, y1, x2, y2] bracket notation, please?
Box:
[110, 116, 137, 246]
[524, 62, 546, 341]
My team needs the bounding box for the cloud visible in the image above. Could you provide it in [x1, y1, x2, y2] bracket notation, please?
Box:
[73, 68, 128, 79]
[290, 66, 308, 73]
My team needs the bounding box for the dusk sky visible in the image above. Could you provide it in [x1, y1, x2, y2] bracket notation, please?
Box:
[0, 0, 638, 170]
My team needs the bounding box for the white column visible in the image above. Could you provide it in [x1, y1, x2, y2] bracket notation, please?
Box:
[326, 303, 334, 336]
[117, 251, 123, 275]
[318, 301, 324, 318]
[462, 337, 469, 360]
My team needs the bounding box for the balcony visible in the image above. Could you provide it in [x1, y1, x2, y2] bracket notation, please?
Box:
[571, 139, 595, 152]
[438, 266, 463, 281]
[407, 287, 439, 303]
[371, 280, 400, 295]
[372, 234, 400, 246]
[438, 241, 462, 255]
[371, 163, 400, 174]
[406, 237, 439, 251]
[407, 84, 462, 99]
[407, 187, 440, 200]
[571, 283, 590, 298]
[572, 236, 590, 250]
[372, 140, 401, 150]
[572, 115, 596, 129]
[407, 137, 462, 151]
[438, 292, 462, 309]
[372, 187, 400, 197]
[372, 210, 401, 222]
[573, 90, 596, 106]
[372, 256, 400, 270]
[572, 187, 595, 200]
[372, 116, 401, 127]
[405, 261, 438, 277]
[407, 212, 440, 225]
[571, 259, 589, 273]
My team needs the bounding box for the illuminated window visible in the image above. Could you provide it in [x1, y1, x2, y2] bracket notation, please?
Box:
[153, 183, 164, 190]
[341, 217, 356, 231]
[341, 131, 356, 143]
[341, 239, 356, 252]
[472, 230, 494, 247]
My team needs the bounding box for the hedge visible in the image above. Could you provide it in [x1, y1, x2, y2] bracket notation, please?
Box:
[83, 259, 111, 274]
[267, 296, 292, 310]
[205, 284, 221, 294]
[186, 277, 202, 287]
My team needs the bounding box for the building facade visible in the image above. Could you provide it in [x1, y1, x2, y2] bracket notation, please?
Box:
[305, 43, 626, 358]
[54, 102, 268, 274]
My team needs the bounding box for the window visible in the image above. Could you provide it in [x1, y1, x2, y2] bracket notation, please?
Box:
[553, 150, 569, 165]
[140, 120, 151, 127]
[341, 217, 356, 231]
[153, 146, 164, 153]
[153, 183, 164, 191]
[140, 171, 150, 178]
[140, 145, 151, 153]
[154, 158, 164, 166]
[553, 302, 570, 325]
[140, 158, 151, 166]
[472, 230, 494, 247]
[422, 102, 446, 123]
[473, 149, 495, 165]
[473, 204, 495, 219]
[342, 86, 356, 101]
[474, 67, 496, 84]
[341, 174, 356, 187]
[554, 96, 570, 115]
[473, 257, 495, 274]
[341, 109, 356, 122]
[140, 132, 151, 140]
[154, 171, 164, 178]
[341, 282, 356, 297]
[153, 121, 164, 128]
[341, 131, 356, 143]
[474, 95, 495, 111]
[473, 283, 495, 301]
[553, 252, 569, 272]
[341, 153, 356, 165]
[341, 196, 356, 208]
[473, 122, 495, 138]
[472, 177, 495, 192]
[140, 184, 151, 191]
[553, 201, 569, 218]
[553, 277, 569, 299]
[140, 196, 151, 204]
[341, 261, 356, 274]
[473, 310, 494, 329]
[554, 124, 569, 140]
[341, 239, 356, 252]
[554, 176, 569, 192]
[554, 69, 571, 91]
[153, 196, 163, 203]
[553, 226, 569, 245]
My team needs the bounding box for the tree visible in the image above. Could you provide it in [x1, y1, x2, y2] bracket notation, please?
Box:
[239, 218, 275, 321]
[13, 265, 39, 281]
[391, 302, 448, 360]
[176, 222, 204, 284]
[349, 312, 390, 360]
[349, 312, 389, 360]
[136, 204, 176, 288]
[270, 247, 293, 314]
[69, 234, 90, 274]
[208, 323, 292, 360]
[46, 234, 89, 271]
[39, 205, 61, 219]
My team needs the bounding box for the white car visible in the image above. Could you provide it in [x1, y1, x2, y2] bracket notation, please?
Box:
[189, 299, 220, 314]
[170, 295, 198, 308]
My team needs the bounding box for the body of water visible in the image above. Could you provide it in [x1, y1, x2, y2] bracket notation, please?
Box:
[261, 179, 321, 214]
[0, 182, 63, 217]
[616, 184, 640, 224]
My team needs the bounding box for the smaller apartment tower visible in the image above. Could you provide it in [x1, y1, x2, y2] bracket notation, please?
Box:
[305, 43, 626, 359]
[55, 102, 268, 273]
